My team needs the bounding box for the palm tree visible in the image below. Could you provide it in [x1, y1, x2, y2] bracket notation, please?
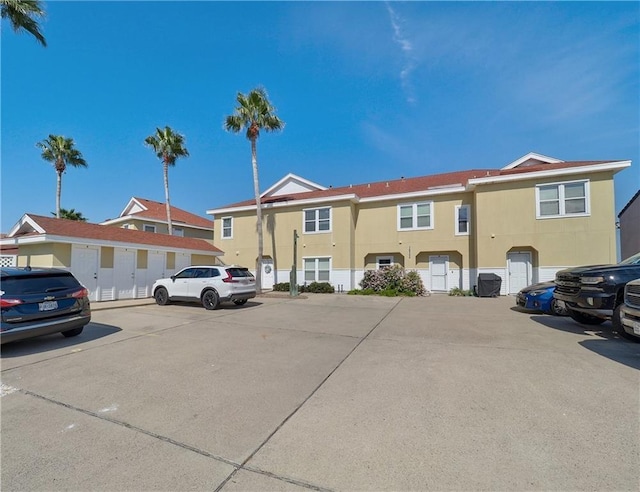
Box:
[37, 135, 87, 219]
[52, 208, 88, 221]
[1, 0, 47, 46]
[144, 126, 189, 236]
[225, 87, 284, 294]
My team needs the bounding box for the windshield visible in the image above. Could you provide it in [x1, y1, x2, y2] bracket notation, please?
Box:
[619, 252, 640, 265]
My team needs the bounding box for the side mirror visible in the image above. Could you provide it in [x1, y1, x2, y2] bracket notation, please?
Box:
[171, 275, 176, 282]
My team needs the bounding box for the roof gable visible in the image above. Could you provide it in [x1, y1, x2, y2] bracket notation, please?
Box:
[261, 173, 327, 198]
[501, 152, 564, 170]
[120, 197, 148, 216]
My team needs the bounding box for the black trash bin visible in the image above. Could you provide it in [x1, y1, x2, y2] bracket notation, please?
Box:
[477, 273, 502, 297]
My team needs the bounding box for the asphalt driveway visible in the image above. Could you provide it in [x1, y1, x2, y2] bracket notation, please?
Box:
[1, 294, 638, 491]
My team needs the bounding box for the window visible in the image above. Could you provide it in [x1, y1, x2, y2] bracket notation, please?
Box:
[455, 205, 470, 235]
[304, 207, 331, 233]
[143, 224, 156, 233]
[377, 256, 394, 269]
[398, 202, 433, 230]
[172, 227, 184, 237]
[304, 257, 331, 283]
[536, 180, 589, 218]
[174, 268, 196, 279]
[221, 217, 233, 239]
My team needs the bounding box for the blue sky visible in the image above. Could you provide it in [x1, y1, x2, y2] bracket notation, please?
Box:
[2, 1, 638, 232]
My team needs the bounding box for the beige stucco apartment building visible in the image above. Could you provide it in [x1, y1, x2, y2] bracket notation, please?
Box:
[207, 153, 631, 294]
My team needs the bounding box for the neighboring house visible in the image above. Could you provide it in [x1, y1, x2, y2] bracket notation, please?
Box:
[100, 197, 214, 240]
[0, 214, 223, 302]
[0, 234, 18, 267]
[206, 153, 631, 294]
[618, 189, 640, 260]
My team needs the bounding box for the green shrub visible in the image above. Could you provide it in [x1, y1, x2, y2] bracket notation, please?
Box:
[305, 282, 335, 293]
[272, 281, 335, 294]
[347, 288, 376, 295]
[448, 287, 474, 297]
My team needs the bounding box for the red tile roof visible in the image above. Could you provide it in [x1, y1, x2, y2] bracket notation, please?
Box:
[126, 197, 213, 229]
[14, 215, 222, 254]
[221, 160, 617, 209]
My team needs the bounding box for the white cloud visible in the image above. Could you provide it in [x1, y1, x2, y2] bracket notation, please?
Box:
[385, 2, 417, 104]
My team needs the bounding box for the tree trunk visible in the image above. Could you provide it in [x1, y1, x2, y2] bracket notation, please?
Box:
[251, 138, 263, 294]
[163, 161, 173, 235]
[56, 170, 62, 219]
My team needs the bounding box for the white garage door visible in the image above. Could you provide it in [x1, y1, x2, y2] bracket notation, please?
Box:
[147, 251, 165, 295]
[114, 249, 136, 299]
[71, 245, 99, 302]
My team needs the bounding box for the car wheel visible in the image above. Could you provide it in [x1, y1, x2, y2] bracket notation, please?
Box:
[567, 308, 605, 325]
[154, 287, 169, 306]
[202, 290, 220, 310]
[62, 327, 84, 338]
[233, 299, 248, 306]
[550, 299, 567, 316]
[611, 303, 638, 341]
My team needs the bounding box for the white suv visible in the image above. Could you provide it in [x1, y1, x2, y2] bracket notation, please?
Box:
[152, 266, 256, 310]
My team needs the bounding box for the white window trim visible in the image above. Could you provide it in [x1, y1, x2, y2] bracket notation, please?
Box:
[376, 256, 394, 269]
[302, 207, 332, 234]
[221, 216, 233, 239]
[455, 205, 471, 236]
[535, 179, 590, 219]
[397, 201, 434, 231]
[303, 256, 332, 283]
[143, 223, 156, 233]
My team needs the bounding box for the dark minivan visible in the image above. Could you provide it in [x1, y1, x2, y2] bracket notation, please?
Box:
[1, 267, 91, 344]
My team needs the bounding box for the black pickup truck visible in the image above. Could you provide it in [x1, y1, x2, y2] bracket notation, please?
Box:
[553, 252, 640, 328]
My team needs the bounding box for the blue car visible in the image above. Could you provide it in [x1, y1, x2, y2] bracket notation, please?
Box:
[516, 281, 567, 316]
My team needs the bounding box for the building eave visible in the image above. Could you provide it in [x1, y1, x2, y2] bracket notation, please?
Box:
[100, 215, 214, 231]
[467, 161, 631, 188]
[359, 185, 467, 203]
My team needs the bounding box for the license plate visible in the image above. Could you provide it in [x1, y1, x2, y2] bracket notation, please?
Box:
[633, 321, 640, 336]
[39, 301, 58, 311]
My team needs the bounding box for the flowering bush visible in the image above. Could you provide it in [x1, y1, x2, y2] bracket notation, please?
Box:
[359, 265, 428, 296]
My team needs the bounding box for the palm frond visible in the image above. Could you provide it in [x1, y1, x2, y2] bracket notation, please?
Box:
[1, 0, 47, 46]
[224, 86, 285, 140]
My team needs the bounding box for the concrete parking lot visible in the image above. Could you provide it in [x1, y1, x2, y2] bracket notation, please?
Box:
[1, 294, 639, 491]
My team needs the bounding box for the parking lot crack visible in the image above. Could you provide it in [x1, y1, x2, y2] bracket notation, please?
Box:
[213, 298, 404, 492]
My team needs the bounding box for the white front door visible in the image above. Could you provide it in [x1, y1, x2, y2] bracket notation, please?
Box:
[71, 246, 99, 301]
[262, 258, 275, 290]
[508, 252, 531, 294]
[430, 255, 448, 292]
[114, 249, 136, 299]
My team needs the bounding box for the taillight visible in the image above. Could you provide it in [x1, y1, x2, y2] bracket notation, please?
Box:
[222, 271, 239, 283]
[72, 288, 89, 299]
[0, 298, 23, 308]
